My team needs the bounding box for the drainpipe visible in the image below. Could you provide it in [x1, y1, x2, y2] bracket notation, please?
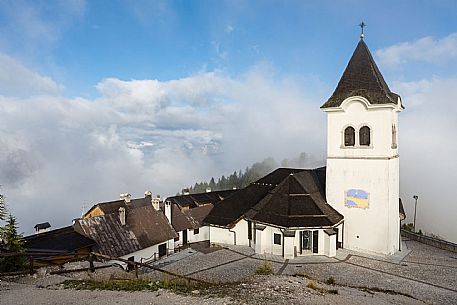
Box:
[280, 228, 287, 257]
[342, 222, 344, 248]
[229, 229, 236, 245]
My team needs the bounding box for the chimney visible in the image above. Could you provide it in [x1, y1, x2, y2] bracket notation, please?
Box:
[120, 193, 131, 203]
[164, 200, 172, 223]
[206, 187, 211, 193]
[183, 188, 190, 195]
[34, 222, 51, 234]
[144, 190, 152, 197]
[152, 195, 160, 211]
[119, 207, 126, 226]
[232, 186, 237, 190]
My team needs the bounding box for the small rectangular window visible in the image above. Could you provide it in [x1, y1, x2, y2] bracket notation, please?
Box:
[274, 233, 281, 245]
[194, 228, 199, 235]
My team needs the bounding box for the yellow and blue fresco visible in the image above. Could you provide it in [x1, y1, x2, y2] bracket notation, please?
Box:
[345, 189, 369, 209]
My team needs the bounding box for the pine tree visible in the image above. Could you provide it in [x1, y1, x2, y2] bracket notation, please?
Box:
[209, 178, 216, 191]
[0, 215, 27, 272]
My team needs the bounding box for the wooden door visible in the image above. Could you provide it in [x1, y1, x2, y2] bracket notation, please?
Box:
[312, 231, 319, 253]
[183, 230, 188, 244]
[158, 243, 167, 257]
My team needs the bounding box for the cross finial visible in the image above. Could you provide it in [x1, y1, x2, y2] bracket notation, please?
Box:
[359, 21, 366, 39]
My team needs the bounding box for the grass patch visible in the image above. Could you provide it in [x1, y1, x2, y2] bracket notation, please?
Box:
[326, 277, 336, 285]
[255, 259, 273, 275]
[307, 279, 338, 295]
[306, 280, 318, 290]
[63, 278, 212, 294]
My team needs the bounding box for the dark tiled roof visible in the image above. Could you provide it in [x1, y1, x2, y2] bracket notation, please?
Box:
[166, 190, 236, 209]
[321, 39, 402, 108]
[34, 222, 51, 230]
[167, 190, 236, 231]
[24, 226, 95, 252]
[203, 168, 315, 228]
[172, 204, 214, 232]
[84, 195, 152, 217]
[171, 204, 193, 232]
[245, 171, 343, 228]
[76, 205, 177, 258]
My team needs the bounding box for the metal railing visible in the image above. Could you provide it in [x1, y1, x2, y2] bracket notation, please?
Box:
[401, 229, 457, 253]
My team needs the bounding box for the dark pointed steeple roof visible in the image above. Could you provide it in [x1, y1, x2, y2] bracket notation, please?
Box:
[321, 39, 402, 108]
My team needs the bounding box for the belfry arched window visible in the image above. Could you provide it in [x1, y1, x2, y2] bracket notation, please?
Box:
[344, 127, 355, 146]
[359, 126, 371, 146]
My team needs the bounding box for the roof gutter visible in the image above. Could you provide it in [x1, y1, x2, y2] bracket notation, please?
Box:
[251, 219, 344, 231]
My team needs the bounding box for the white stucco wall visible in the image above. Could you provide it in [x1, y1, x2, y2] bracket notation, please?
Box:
[255, 227, 267, 253]
[253, 225, 333, 258]
[209, 220, 249, 246]
[326, 97, 400, 159]
[325, 97, 401, 255]
[174, 226, 210, 247]
[283, 236, 295, 259]
[115, 238, 174, 268]
[324, 233, 336, 257]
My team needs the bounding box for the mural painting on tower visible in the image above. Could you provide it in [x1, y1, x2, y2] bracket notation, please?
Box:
[344, 189, 369, 209]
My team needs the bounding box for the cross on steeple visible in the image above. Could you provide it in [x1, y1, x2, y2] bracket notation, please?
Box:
[359, 21, 366, 39]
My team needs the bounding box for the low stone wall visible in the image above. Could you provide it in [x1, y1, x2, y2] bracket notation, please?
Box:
[401, 229, 457, 253]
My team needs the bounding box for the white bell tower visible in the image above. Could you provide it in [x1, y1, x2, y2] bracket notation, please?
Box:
[322, 37, 403, 255]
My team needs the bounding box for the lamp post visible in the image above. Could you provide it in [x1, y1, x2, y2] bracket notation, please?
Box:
[413, 195, 419, 232]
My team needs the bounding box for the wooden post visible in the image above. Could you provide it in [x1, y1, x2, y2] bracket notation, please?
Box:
[28, 256, 34, 275]
[134, 264, 138, 279]
[89, 254, 95, 272]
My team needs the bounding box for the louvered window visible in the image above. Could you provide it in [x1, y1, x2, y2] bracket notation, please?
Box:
[359, 126, 371, 146]
[344, 127, 355, 146]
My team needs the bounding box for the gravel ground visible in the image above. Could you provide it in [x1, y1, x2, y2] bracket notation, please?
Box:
[1, 240, 456, 304]
[0, 274, 425, 305]
[0, 280, 232, 305]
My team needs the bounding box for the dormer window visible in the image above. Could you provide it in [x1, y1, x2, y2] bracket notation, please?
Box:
[344, 127, 355, 146]
[359, 126, 371, 146]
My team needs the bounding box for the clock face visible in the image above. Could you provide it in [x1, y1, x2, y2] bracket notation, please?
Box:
[345, 189, 369, 209]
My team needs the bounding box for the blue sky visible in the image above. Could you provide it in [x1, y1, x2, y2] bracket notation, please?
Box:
[1, 1, 457, 242]
[2, 0, 457, 97]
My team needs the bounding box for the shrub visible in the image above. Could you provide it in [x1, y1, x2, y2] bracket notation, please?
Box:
[401, 223, 414, 232]
[306, 280, 318, 290]
[255, 259, 273, 275]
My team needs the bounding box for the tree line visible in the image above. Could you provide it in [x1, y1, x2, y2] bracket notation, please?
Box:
[181, 152, 322, 194]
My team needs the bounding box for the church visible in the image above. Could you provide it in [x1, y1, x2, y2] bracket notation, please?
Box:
[202, 35, 404, 258]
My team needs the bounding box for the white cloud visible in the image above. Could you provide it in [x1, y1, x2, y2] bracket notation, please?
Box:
[4, 43, 455, 245]
[393, 77, 457, 243]
[0, 58, 324, 234]
[0, 53, 61, 96]
[376, 33, 457, 69]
